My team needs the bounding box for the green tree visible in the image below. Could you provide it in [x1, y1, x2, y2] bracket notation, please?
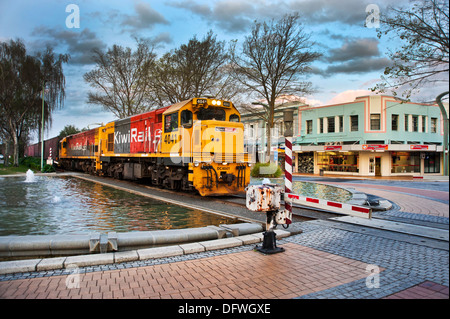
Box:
[58, 125, 81, 140]
[0, 39, 68, 166]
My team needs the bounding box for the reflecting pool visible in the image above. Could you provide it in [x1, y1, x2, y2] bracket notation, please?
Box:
[251, 178, 352, 203]
[0, 175, 235, 236]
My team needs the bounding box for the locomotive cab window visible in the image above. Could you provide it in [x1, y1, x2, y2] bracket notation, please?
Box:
[229, 114, 240, 122]
[197, 107, 226, 121]
[165, 113, 178, 133]
[180, 110, 193, 128]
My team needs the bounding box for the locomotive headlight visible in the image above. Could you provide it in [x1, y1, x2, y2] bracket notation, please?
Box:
[194, 161, 200, 167]
[217, 100, 221, 106]
[222, 162, 228, 165]
[212, 100, 217, 105]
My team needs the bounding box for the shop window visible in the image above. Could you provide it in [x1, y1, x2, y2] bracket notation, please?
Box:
[392, 114, 399, 131]
[370, 114, 381, 130]
[317, 152, 359, 173]
[424, 152, 440, 173]
[327, 117, 335, 133]
[350, 115, 358, 132]
[391, 152, 420, 173]
[422, 116, 427, 133]
[431, 118, 437, 133]
[306, 120, 313, 134]
[412, 115, 419, 132]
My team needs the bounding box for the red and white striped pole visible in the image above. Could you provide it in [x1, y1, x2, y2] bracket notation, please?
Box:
[284, 136, 293, 225]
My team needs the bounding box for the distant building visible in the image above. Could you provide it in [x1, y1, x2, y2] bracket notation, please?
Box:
[241, 94, 447, 177]
[240, 96, 305, 163]
[294, 95, 446, 177]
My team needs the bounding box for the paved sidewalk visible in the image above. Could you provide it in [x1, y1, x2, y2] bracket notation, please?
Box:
[0, 219, 448, 299]
[0, 175, 448, 301]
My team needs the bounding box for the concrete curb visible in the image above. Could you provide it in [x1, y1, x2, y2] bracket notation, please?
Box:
[0, 229, 292, 275]
[0, 223, 264, 259]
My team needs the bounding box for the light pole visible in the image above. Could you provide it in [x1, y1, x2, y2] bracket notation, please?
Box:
[41, 82, 45, 172]
[436, 91, 449, 176]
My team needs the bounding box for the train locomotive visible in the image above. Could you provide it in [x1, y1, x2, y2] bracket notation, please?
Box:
[59, 98, 251, 196]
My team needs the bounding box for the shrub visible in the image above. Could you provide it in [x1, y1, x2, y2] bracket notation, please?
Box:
[42, 164, 55, 173]
[250, 162, 282, 178]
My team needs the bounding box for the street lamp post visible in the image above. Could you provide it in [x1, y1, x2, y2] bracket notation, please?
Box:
[436, 91, 449, 176]
[41, 82, 45, 172]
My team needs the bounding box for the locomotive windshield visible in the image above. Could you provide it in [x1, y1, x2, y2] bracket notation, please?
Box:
[197, 107, 226, 121]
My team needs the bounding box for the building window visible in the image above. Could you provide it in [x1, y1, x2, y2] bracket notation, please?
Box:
[350, 115, 358, 132]
[392, 114, 399, 131]
[412, 115, 419, 132]
[404, 114, 409, 131]
[339, 116, 343, 132]
[422, 116, 427, 133]
[431, 118, 438, 133]
[327, 117, 335, 133]
[306, 120, 313, 134]
[317, 152, 359, 173]
[391, 152, 420, 173]
[319, 118, 324, 133]
[424, 152, 440, 173]
[370, 114, 381, 130]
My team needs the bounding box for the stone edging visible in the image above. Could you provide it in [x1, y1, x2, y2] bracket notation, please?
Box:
[0, 230, 292, 275]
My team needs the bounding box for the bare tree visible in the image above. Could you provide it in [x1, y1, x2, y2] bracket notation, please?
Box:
[229, 13, 320, 158]
[151, 31, 241, 107]
[373, 0, 449, 100]
[84, 39, 156, 119]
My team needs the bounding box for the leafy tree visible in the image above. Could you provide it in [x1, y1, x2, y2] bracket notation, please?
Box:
[84, 39, 156, 119]
[0, 39, 68, 166]
[58, 125, 81, 140]
[230, 13, 320, 158]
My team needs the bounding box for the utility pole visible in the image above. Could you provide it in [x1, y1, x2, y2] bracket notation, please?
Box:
[41, 82, 45, 172]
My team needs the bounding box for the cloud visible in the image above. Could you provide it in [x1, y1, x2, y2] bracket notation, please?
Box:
[121, 1, 169, 32]
[312, 37, 392, 75]
[325, 57, 392, 74]
[169, 0, 288, 32]
[31, 27, 107, 65]
[327, 38, 380, 62]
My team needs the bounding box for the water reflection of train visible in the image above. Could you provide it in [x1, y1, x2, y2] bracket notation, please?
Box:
[27, 98, 252, 196]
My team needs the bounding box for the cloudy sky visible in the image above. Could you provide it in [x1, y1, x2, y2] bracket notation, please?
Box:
[0, 0, 445, 141]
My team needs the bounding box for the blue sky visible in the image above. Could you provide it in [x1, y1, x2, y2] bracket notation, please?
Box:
[1, 0, 446, 141]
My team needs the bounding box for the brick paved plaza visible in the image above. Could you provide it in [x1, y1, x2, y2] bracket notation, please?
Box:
[0, 177, 448, 302]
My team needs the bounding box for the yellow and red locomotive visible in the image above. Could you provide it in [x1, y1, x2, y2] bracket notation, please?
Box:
[59, 98, 251, 196]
